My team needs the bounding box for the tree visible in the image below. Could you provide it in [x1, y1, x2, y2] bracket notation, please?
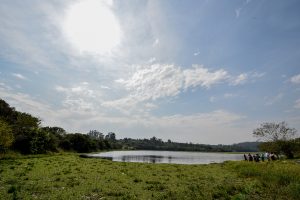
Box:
[0, 99, 17, 124]
[67, 133, 96, 153]
[253, 122, 298, 158]
[41, 126, 66, 136]
[88, 130, 104, 140]
[105, 132, 116, 142]
[15, 112, 40, 130]
[0, 120, 14, 152]
[13, 128, 57, 154]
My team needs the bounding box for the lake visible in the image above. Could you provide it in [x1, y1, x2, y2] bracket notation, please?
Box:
[89, 150, 243, 164]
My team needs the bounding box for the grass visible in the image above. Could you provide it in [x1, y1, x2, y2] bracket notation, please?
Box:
[0, 153, 299, 200]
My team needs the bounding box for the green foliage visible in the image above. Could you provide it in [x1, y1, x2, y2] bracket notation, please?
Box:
[227, 160, 300, 199]
[120, 137, 260, 152]
[0, 99, 119, 154]
[0, 120, 14, 152]
[88, 130, 104, 140]
[253, 121, 297, 142]
[259, 141, 280, 154]
[254, 122, 299, 158]
[0, 99, 17, 124]
[13, 128, 58, 154]
[0, 154, 299, 199]
[105, 132, 116, 141]
[67, 133, 95, 153]
[41, 126, 66, 138]
[13, 112, 40, 134]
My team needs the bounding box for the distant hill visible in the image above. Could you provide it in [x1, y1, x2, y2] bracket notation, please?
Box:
[119, 137, 261, 152]
[230, 142, 261, 152]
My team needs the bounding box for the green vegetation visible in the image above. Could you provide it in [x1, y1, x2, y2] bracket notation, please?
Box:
[0, 99, 121, 154]
[120, 137, 261, 152]
[0, 153, 299, 199]
[1, 98, 300, 199]
[0, 120, 14, 152]
[253, 122, 300, 158]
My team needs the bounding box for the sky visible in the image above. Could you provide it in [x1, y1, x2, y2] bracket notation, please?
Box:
[0, 0, 300, 144]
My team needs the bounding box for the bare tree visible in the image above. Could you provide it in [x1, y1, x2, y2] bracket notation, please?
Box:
[253, 121, 296, 142]
[253, 122, 298, 158]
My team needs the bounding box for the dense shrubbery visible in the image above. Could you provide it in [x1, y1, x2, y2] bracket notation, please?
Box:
[0, 120, 13, 152]
[0, 99, 119, 154]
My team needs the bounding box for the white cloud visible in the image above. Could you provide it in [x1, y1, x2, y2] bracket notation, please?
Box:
[231, 73, 247, 85]
[183, 65, 228, 89]
[193, 51, 200, 56]
[73, 109, 249, 144]
[0, 2, 58, 69]
[100, 85, 110, 89]
[235, 0, 252, 18]
[224, 93, 237, 99]
[12, 73, 27, 80]
[290, 74, 300, 84]
[144, 102, 157, 109]
[117, 64, 183, 101]
[235, 8, 242, 18]
[0, 84, 53, 120]
[251, 72, 265, 78]
[110, 64, 230, 110]
[153, 38, 159, 47]
[143, 110, 248, 144]
[107, 64, 264, 113]
[210, 96, 216, 102]
[294, 99, 300, 109]
[55, 82, 99, 111]
[264, 93, 284, 106]
[231, 71, 265, 85]
[148, 57, 156, 63]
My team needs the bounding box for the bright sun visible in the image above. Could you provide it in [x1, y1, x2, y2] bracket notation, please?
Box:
[63, 0, 121, 55]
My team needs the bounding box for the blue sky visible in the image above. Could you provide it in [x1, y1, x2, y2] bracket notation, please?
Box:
[0, 0, 300, 144]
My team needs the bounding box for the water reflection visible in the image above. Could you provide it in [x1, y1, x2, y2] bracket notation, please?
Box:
[121, 155, 163, 163]
[89, 150, 242, 164]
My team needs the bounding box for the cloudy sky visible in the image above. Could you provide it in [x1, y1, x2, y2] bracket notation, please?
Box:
[1, 0, 300, 144]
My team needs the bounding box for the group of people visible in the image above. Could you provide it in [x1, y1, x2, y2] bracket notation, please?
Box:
[243, 152, 277, 162]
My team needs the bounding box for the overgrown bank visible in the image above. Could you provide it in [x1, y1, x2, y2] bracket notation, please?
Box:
[0, 154, 299, 199]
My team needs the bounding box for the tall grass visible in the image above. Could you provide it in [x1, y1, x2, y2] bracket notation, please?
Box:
[227, 160, 300, 199]
[0, 154, 299, 199]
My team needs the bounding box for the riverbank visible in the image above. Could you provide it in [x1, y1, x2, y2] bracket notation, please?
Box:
[0, 153, 299, 199]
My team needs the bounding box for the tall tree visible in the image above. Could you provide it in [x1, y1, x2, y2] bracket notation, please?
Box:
[106, 132, 116, 141]
[0, 99, 17, 124]
[253, 122, 298, 158]
[0, 120, 14, 152]
[88, 130, 104, 140]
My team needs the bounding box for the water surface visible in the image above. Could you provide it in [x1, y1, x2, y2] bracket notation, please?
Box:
[89, 150, 242, 164]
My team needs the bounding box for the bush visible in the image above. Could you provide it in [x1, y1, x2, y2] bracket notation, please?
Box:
[0, 120, 14, 152]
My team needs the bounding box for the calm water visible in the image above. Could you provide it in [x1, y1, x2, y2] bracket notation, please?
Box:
[89, 150, 243, 164]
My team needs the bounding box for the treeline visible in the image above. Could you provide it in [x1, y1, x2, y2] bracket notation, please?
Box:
[1, 98, 260, 155]
[0, 99, 120, 154]
[120, 137, 260, 152]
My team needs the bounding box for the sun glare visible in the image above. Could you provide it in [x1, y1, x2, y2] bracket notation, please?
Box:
[63, 0, 121, 55]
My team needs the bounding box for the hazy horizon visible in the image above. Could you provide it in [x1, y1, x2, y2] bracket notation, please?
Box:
[1, 0, 300, 144]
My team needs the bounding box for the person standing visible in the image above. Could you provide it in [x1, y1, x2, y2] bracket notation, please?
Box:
[261, 153, 265, 162]
[248, 153, 253, 161]
[255, 153, 260, 162]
